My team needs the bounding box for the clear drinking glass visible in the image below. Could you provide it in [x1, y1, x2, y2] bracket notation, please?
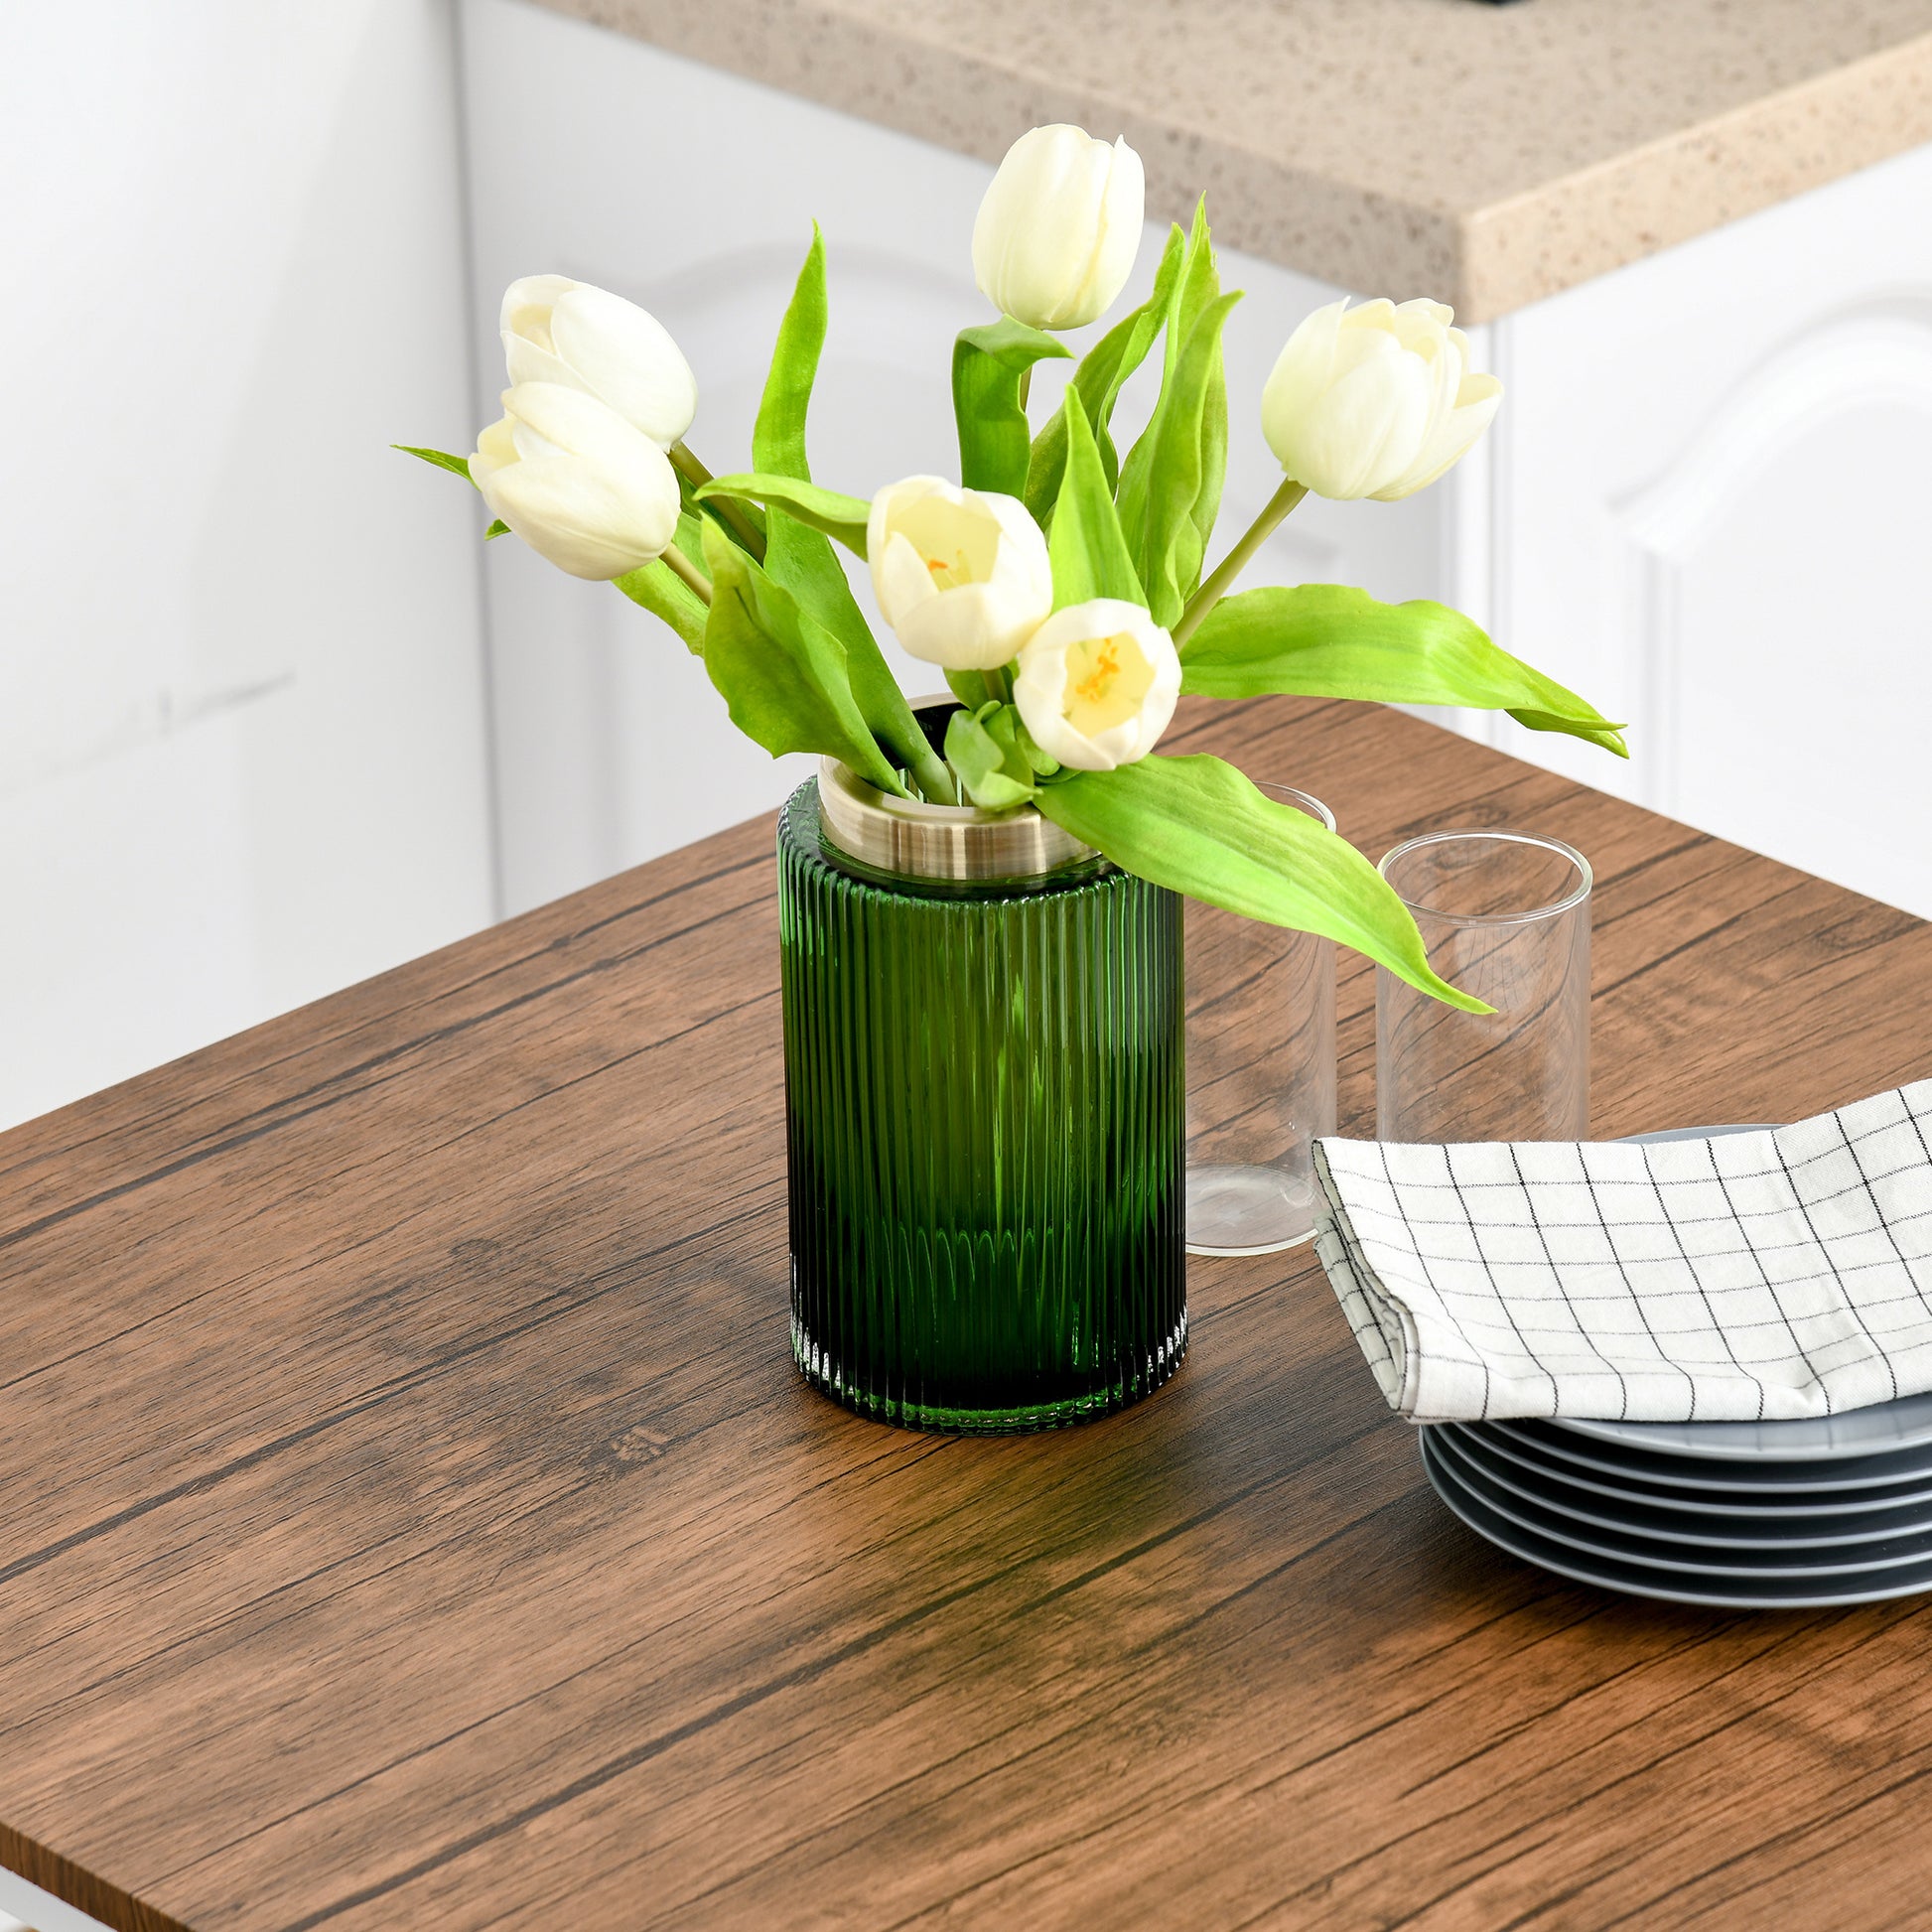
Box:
[1185, 783, 1337, 1256]
[1376, 830, 1591, 1144]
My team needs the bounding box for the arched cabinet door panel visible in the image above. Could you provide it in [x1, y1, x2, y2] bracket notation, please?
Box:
[1615, 304, 1932, 915]
[1490, 138, 1932, 916]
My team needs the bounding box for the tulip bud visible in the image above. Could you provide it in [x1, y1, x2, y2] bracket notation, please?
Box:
[971, 125, 1145, 333]
[470, 381, 681, 581]
[868, 476, 1054, 670]
[500, 274, 698, 451]
[1013, 599, 1180, 771]
[1260, 298, 1502, 502]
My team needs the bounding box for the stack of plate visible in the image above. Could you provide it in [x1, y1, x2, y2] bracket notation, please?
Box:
[1418, 1125, 1932, 1608]
[1421, 1400, 1932, 1607]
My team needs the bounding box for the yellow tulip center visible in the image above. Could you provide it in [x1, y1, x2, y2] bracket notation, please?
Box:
[924, 548, 973, 591]
[894, 497, 999, 591]
[1062, 631, 1154, 736]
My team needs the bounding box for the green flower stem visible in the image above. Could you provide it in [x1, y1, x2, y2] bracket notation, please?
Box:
[1172, 478, 1308, 648]
[670, 442, 767, 561]
[922, 760, 960, 806]
[660, 541, 713, 604]
[982, 666, 1013, 706]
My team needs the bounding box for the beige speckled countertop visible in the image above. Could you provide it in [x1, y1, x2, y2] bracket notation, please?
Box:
[535, 0, 1932, 320]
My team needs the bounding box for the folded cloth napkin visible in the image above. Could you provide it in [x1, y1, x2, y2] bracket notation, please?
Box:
[1311, 1081, 1932, 1425]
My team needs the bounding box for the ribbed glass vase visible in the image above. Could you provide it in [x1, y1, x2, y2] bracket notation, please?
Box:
[777, 754, 1185, 1433]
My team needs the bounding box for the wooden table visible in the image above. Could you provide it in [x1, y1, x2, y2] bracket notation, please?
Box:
[6, 697, 1931, 1932]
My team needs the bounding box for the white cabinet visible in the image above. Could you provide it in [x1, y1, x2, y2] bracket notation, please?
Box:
[462, 0, 1932, 921]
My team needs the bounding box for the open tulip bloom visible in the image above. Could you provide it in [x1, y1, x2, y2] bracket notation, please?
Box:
[403, 125, 1627, 1010]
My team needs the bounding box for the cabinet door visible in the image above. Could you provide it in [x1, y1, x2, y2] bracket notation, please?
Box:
[1489, 141, 1932, 914]
[460, 0, 1449, 909]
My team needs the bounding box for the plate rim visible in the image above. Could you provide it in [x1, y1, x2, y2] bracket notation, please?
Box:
[1429, 1430, 1932, 1578]
[1554, 1397, 1932, 1464]
[1444, 1421, 1932, 1518]
[1419, 1434, 1932, 1609]
[1489, 1418, 1932, 1494]
[1438, 1425, 1932, 1551]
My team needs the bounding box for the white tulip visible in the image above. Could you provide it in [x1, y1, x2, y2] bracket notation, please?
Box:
[971, 125, 1145, 333]
[867, 476, 1054, 670]
[500, 274, 698, 451]
[1013, 599, 1180, 771]
[470, 381, 681, 581]
[1260, 298, 1502, 501]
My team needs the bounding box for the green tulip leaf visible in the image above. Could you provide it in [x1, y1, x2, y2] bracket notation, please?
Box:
[944, 704, 1037, 809]
[1189, 344, 1230, 597]
[1047, 387, 1146, 611]
[615, 555, 707, 654]
[700, 523, 910, 795]
[1118, 303, 1240, 628]
[1036, 753, 1489, 1012]
[1014, 715, 1060, 777]
[1024, 225, 1187, 516]
[1113, 203, 1239, 628]
[484, 518, 510, 539]
[1169, 200, 1223, 378]
[1180, 584, 1628, 756]
[944, 666, 1002, 710]
[697, 473, 870, 557]
[675, 465, 765, 560]
[981, 702, 1055, 782]
[755, 226, 951, 800]
[395, 444, 475, 484]
[952, 317, 1071, 500]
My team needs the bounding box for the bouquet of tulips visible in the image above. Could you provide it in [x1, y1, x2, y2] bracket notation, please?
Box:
[406, 124, 1622, 1009]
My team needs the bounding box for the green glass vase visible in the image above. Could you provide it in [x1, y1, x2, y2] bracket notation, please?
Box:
[777, 750, 1186, 1433]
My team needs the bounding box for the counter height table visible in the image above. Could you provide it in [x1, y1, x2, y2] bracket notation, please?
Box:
[5, 698, 1931, 1932]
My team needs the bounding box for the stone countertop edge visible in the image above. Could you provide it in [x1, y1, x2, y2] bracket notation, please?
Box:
[530, 0, 1932, 321]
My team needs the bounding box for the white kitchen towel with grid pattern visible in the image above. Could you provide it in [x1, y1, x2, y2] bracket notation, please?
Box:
[1311, 1083, 1932, 1424]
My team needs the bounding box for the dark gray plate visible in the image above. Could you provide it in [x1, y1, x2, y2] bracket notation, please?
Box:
[1440, 1425, 1932, 1550]
[1429, 1430, 1932, 1578]
[1419, 1433, 1932, 1609]
[1491, 1416, 1932, 1495]
[1447, 1421, 1932, 1518]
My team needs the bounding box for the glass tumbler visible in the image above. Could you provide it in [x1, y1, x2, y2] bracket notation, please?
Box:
[1376, 830, 1591, 1144]
[1185, 783, 1337, 1256]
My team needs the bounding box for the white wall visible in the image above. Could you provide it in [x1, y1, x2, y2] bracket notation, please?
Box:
[1, 1, 495, 1129]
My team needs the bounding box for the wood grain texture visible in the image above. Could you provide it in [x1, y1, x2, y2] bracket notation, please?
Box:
[4, 697, 1932, 1932]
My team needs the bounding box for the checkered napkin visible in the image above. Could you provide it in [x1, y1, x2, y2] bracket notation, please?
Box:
[1311, 1082, 1932, 1424]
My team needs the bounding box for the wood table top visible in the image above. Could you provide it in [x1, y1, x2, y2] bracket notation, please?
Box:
[5, 697, 1930, 1932]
